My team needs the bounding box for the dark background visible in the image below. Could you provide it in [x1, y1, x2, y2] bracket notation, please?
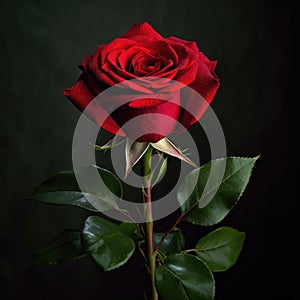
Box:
[0, 0, 297, 299]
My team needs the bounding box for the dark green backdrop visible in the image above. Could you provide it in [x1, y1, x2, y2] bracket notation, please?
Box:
[0, 0, 296, 299]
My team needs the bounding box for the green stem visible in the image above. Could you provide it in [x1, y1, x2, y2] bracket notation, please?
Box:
[143, 146, 158, 300]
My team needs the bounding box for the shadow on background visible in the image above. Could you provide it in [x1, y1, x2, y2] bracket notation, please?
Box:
[0, 0, 296, 299]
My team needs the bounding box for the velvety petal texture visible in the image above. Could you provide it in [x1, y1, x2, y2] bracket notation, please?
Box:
[64, 22, 220, 142]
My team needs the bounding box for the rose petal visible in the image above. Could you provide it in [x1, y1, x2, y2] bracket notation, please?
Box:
[169, 42, 198, 69]
[199, 51, 218, 72]
[121, 22, 163, 40]
[64, 75, 94, 109]
[166, 36, 199, 51]
[128, 37, 179, 66]
[190, 60, 220, 103]
[103, 53, 178, 93]
[106, 50, 136, 80]
[78, 53, 106, 95]
[99, 39, 137, 65]
[118, 46, 153, 70]
[102, 60, 134, 81]
[156, 42, 198, 87]
[176, 61, 220, 131]
[172, 60, 199, 87]
[89, 39, 137, 86]
[205, 60, 218, 73]
[111, 92, 181, 142]
[131, 52, 168, 76]
[64, 76, 125, 136]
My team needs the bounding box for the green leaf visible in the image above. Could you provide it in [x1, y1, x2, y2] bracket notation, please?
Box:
[156, 254, 215, 300]
[119, 222, 143, 242]
[178, 156, 259, 226]
[151, 138, 197, 168]
[154, 229, 185, 257]
[82, 216, 135, 271]
[28, 230, 86, 267]
[29, 166, 122, 212]
[195, 227, 245, 272]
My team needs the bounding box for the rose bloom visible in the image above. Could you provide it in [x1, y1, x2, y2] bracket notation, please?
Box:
[64, 22, 219, 142]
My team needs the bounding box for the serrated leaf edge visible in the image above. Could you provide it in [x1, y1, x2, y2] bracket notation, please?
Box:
[182, 156, 259, 226]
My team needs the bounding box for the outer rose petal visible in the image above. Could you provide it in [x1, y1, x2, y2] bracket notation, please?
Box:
[121, 22, 163, 40]
[172, 60, 198, 87]
[166, 41, 199, 86]
[63, 76, 125, 136]
[111, 92, 181, 142]
[166, 36, 199, 51]
[177, 60, 220, 131]
[190, 60, 220, 103]
[78, 53, 106, 95]
[199, 51, 218, 72]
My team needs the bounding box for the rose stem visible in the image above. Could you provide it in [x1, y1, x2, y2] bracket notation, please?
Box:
[143, 146, 158, 300]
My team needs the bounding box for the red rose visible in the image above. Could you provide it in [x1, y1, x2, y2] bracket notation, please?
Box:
[64, 22, 220, 142]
